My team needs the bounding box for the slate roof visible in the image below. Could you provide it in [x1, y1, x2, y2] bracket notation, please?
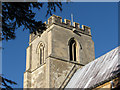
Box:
[66, 46, 120, 88]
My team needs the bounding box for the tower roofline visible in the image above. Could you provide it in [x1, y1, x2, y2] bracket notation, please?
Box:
[46, 14, 91, 36]
[29, 15, 92, 43]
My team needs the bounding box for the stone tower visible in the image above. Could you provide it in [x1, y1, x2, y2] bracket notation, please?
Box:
[24, 15, 95, 88]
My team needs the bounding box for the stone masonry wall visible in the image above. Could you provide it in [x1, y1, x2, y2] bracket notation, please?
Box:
[24, 15, 95, 88]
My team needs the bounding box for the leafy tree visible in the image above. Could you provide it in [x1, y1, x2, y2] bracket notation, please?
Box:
[0, 75, 17, 90]
[2, 2, 62, 40]
[1, 1, 63, 89]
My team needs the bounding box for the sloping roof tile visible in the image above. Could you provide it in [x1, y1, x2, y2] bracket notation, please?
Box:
[66, 46, 120, 88]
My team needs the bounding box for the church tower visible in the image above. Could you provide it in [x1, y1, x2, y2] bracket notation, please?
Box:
[24, 15, 95, 88]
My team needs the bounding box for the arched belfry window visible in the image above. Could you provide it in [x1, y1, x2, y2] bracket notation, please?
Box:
[36, 42, 45, 65]
[69, 38, 77, 61]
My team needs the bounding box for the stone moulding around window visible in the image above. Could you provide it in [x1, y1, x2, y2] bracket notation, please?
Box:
[68, 37, 82, 63]
[36, 42, 45, 65]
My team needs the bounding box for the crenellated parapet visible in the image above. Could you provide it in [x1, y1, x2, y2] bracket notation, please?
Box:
[29, 14, 92, 42]
[47, 14, 91, 36]
[48, 14, 62, 24]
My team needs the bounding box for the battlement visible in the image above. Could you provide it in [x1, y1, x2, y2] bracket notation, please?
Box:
[29, 15, 92, 42]
[47, 15, 91, 35]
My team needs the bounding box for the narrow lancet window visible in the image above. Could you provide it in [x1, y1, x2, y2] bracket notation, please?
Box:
[69, 39, 76, 61]
[39, 44, 44, 65]
[37, 42, 45, 65]
[39, 48, 42, 64]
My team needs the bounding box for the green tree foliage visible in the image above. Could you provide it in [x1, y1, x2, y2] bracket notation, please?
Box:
[1, 2, 62, 89]
[2, 2, 62, 40]
[0, 75, 17, 89]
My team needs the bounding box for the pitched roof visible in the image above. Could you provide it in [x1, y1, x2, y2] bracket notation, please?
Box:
[66, 46, 120, 88]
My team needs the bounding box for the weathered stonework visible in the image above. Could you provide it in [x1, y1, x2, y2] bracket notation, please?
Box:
[24, 15, 95, 88]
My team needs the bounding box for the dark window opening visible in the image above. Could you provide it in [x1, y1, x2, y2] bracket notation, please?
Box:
[40, 48, 42, 64]
[69, 39, 76, 61]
